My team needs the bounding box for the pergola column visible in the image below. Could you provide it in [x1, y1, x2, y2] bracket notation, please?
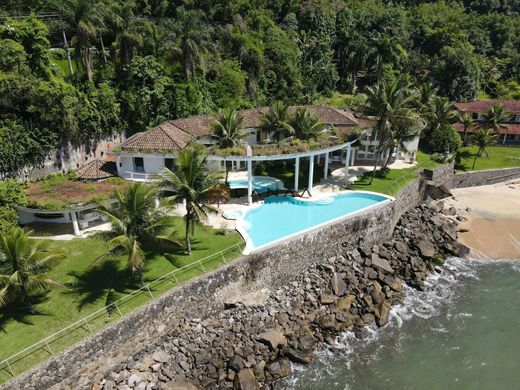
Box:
[294, 157, 300, 190]
[324, 152, 329, 179]
[247, 159, 253, 206]
[308, 155, 314, 195]
[344, 145, 352, 183]
[351, 148, 356, 166]
[71, 211, 80, 236]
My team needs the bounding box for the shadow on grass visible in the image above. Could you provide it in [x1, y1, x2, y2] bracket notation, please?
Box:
[63, 259, 139, 312]
[455, 150, 474, 171]
[0, 293, 51, 333]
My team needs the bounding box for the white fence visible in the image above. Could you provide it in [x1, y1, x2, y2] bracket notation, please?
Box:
[0, 241, 244, 381]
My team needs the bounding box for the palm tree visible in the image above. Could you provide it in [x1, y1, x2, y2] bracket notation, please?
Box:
[423, 96, 457, 135]
[53, 0, 104, 81]
[97, 183, 180, 287]
[157, 146, 217, 255]
[106, 2, 151, 73]
[336, 33, 370, 94]
[211, 108, 247, 184]
[212, 108, 247, 148]
[260, 102, 294, 143]
[479, 103, 510, 145]
[172, 7, 213, 79]
[362, 78, 417, 183]
[471, 128, 497, 169]
[457, 112, 474, 145]
[416, 82, 438, 112]
[0, 228, 65, 313]
[289, 108, 324, 141]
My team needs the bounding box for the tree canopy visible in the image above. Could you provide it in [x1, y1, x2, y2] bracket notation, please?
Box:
[0, 0, 519, 174]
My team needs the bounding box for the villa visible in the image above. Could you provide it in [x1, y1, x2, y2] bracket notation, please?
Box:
[112, 105, 419, 195]
[453, 100, 520, 145]
[18, 105, 421, 238]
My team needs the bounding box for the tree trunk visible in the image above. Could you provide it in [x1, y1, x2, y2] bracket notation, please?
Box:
[185, 207, 192, 255]
[472, 154, 478, 170]
[463, 129, 468, 146]
[225, 162, 230, 184]
[84, 48, 93, 82]
[369, 147, 381, 185]
[383, 144, 394, 169]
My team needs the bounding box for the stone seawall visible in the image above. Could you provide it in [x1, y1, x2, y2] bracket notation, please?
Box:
[452, 167, 520, 188]
[0, 164, 448, 390]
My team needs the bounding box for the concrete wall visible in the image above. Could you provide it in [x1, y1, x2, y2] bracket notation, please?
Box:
[452, 167, 520, 188]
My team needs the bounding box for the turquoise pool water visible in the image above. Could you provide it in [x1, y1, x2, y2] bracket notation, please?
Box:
[238, 192, 391, 253]
[224, 176, 283, 192]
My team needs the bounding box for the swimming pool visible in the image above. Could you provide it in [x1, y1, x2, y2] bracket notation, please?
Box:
[237, 192, 392, 254]
[223, 176, 284, 192]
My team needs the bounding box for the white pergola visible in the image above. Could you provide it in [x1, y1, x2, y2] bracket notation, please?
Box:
[207, 140, 357, 205]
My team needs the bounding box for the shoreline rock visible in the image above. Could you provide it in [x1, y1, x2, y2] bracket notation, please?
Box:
[95, 203, 463, 390]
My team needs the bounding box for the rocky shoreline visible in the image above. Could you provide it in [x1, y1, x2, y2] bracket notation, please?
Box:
[93, 203, 465, 390]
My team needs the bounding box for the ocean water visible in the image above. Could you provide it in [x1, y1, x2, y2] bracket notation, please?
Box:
[289, 258, 520, 390]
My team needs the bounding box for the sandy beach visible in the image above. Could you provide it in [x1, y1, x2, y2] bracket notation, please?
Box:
[444, 179, 520, 260]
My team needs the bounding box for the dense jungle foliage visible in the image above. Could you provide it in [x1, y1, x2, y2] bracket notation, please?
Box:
[0, 0, 519, 174]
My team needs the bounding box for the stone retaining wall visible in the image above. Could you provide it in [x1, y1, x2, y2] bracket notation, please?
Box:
[452, 167, 520, 188]
[1, 164, 449, 390]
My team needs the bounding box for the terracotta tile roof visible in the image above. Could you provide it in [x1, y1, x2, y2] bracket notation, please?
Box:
[453, 122, 520, 135]
[121, 122, 193, 151]
[454, 100, 520, 114]
[121, 106, 363, 152]
[75, 159, 117, 180]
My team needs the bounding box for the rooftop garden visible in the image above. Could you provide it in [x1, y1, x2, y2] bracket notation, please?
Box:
[26, 174, 129, 210]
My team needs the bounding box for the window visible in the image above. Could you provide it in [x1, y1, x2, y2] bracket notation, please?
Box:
[134, 157, 144, 172]
[164, 158, 174, 170]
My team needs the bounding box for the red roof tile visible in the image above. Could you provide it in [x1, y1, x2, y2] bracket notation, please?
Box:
[453, 122, 520, 135]
[75, 159, 117, 180]
[121, 106, 362, 152]
[454, 100, 520, 114]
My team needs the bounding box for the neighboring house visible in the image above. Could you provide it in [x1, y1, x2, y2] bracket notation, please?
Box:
[112, 106, 366, 181]
[453, 100, 520, 145]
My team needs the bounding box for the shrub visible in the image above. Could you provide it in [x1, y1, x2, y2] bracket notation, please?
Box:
[431, 153, 447, 163]
[426, 125, 462, 154]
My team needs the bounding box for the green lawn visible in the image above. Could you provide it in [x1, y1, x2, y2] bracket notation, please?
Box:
[347, 151, 439, 195]
[456, 146, 520, 171]
[0, 218, 242, 383]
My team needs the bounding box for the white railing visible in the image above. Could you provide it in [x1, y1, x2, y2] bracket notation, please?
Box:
[0, 241, 244, 381]
[119, 170, 154, 181]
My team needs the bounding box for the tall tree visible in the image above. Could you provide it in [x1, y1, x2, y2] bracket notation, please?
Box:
[172, 7, 213, 79]
[471, 128, 496, 169]
[457, 112, 474, 145]
[259, 101, 294, 143]
[0, 228, 65, 313]
[157, 146, 216, 255]
[423, 96, 457, 135]
[97, 183, 180, 287]
[53, 0, 104, 81]
[362, 78, 417, 183]
[106, 1, 150, 73]
[479, 103, 510, 144]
